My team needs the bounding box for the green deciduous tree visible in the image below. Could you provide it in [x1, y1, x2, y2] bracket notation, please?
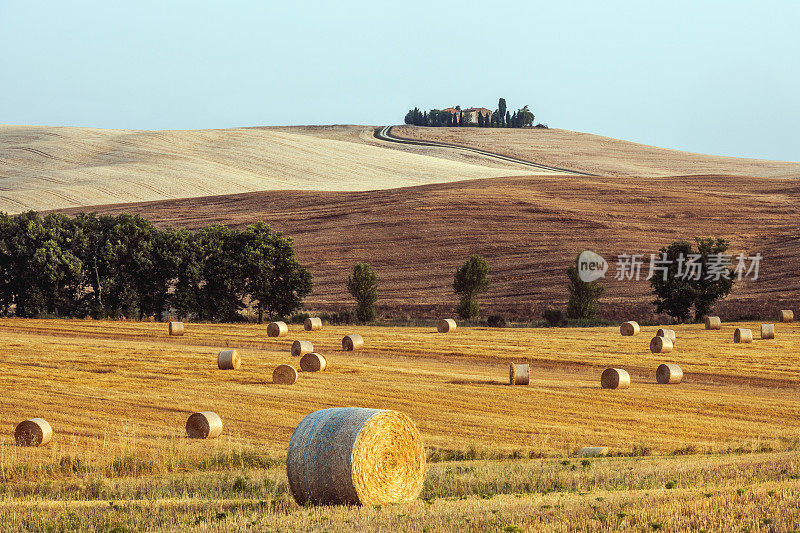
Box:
[453, 254, 489, 320]
[566, 264, 605, 320]
[347, 262, 378, 323]
[651, 238, 734, 322]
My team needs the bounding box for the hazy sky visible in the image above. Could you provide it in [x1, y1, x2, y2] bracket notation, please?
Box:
[1, 1, 798, 161]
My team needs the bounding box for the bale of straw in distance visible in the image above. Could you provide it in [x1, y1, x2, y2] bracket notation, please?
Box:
[601, 368, 630, 389]
[217, 349, 241, 370]
[705, 316, 722, 330]
[14, 418, 52, 447]
[342, 334, 364, 351]
[304, 317, 323, 331]
[656, 363, 683, 384]
[267, 321, 289, 337]
[650, 336, 674, 353]
[291, 340, 314, 357]
[761, 324, 775, 340]
[578, 446, 609, 457]
[186, 411, 223, 439]
[286, 407, 425, 506]
[620, 321, 640, 336]
[656, 328, 676, 342]
[273, 364, 298, 385]
[300, 352, 327, 372]
[168, 321, 184, 336]
[509, 363, 530, 385]
[779, 310, 794, 323]
[437, 319, 457, 333]
[734, 328, 753, 343]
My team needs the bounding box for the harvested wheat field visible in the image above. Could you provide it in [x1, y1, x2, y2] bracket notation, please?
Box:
[391, 125, 800, 178]
[61, 173, 800, 320]
[0, 124, 559, 212]
[0, 318, 799, 531]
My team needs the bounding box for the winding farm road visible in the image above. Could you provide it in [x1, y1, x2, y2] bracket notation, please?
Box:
[375, 125, 594, 176]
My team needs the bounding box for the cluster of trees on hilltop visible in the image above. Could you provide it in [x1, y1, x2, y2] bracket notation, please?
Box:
[404, 98, 539, 128]
[0, 212, 312, 322]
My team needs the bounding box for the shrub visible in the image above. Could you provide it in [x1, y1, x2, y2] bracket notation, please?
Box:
[542, 308, 566, 327]
[487, 314, 507, 328]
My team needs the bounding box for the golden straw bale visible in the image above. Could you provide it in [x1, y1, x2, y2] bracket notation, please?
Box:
[656, 363, 683, 384]
[620, 321, 640, 336]
[186, 411, 223, 439]
[14, 418, 52, 447]
[650, 336, 674, 353]
[509, 363, 530, 385]
[437, 319, 457, 333]
[291, 340, 314, 357]
[217, 349, 241, 370]
[601, 368, 630, 389]
[273, 364, 298, 384]
[267, 321, 289, 337]
[168, 321, 184, 336]
[304, 317, 322, 331]
[286, 408, 425, 506]
[300, 352, 327, 372]
[342, 334, 364, 351]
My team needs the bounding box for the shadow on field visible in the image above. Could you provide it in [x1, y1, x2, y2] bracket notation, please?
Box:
[447, 378, 506, 386]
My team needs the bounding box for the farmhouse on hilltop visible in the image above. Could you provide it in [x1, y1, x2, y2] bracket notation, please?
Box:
[442, 106, 492, 124]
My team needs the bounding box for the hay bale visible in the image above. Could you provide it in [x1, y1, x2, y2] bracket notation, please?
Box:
[291, 340, 314, 357]
[304, 317, 323, 331]
[300, 352, 327, 372]
[218, 349, 241, 370]
[705, 316, 722, 330]
[286, 407, 425, 506]
[734, 328, 753, 343]
[273, 364, 298, 384]
[437, 319, 457, 333]
[267, 321, 289, 337]
[650, 336, 674, 353]
[509, 363, 530, 385]
[14, 418, 52, 447]
[186, 411, 223, 439]
[779, 310, 794, 323]
[168, 321, 184, 336]
[601, 368, 630, 389]
[342, 334, 364, 351]
[656, 363, 683, 384]
[656, 328, 676, 342]
[761, 324, 775, 340]
[620, 321, 640, 336]
[578, 446, 609, 457]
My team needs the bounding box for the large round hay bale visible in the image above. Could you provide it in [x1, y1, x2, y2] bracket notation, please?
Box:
[300, 352, 327, 372]
[437, 319, 457, 333]
[286, 407, 425, 506]
[217, 349, 241, 370]
[291, 340, 314, 357]
[267, 321, 289, 337]
[761, 324, 775, 340]
[779, 310, 794, 323]
[656, 363, 683, 384]
[342, 334, 363, 351]
[273, 364, 298, 384]
[601, 368, 630, 389]
[168, 321, 184, 336]
[734, 328, 753, 343]
[186, 411, 223, 439]
[656, 328, 676, 342]
[303, 317, 322, 331]
[705, 316, 722, 330]
[620, 321, 640, 336]
[509, 363, 529, 385]
[14, 418, 52, 447]
[578, 446, 609, 457]
[650, 336, 674, 353]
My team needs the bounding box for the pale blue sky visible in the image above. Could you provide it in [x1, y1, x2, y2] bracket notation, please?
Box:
[1, 1, 798, 161]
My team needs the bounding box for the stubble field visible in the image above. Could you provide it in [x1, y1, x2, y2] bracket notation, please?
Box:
[0, 318, 798, 531]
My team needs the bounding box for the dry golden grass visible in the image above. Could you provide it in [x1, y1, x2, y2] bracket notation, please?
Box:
[1, 318, 799, 530]
[0, 125, 558, 212]
[392, 125, 800, 178]
[1, 318, 798, 460]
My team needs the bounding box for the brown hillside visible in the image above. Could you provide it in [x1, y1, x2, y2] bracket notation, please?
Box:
[58, 174, 800, 320]
[391, 126, 800, 178]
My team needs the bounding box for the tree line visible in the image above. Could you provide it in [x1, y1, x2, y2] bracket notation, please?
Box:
[404, 98, 539, 128]
[0, 211, 312, 322]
